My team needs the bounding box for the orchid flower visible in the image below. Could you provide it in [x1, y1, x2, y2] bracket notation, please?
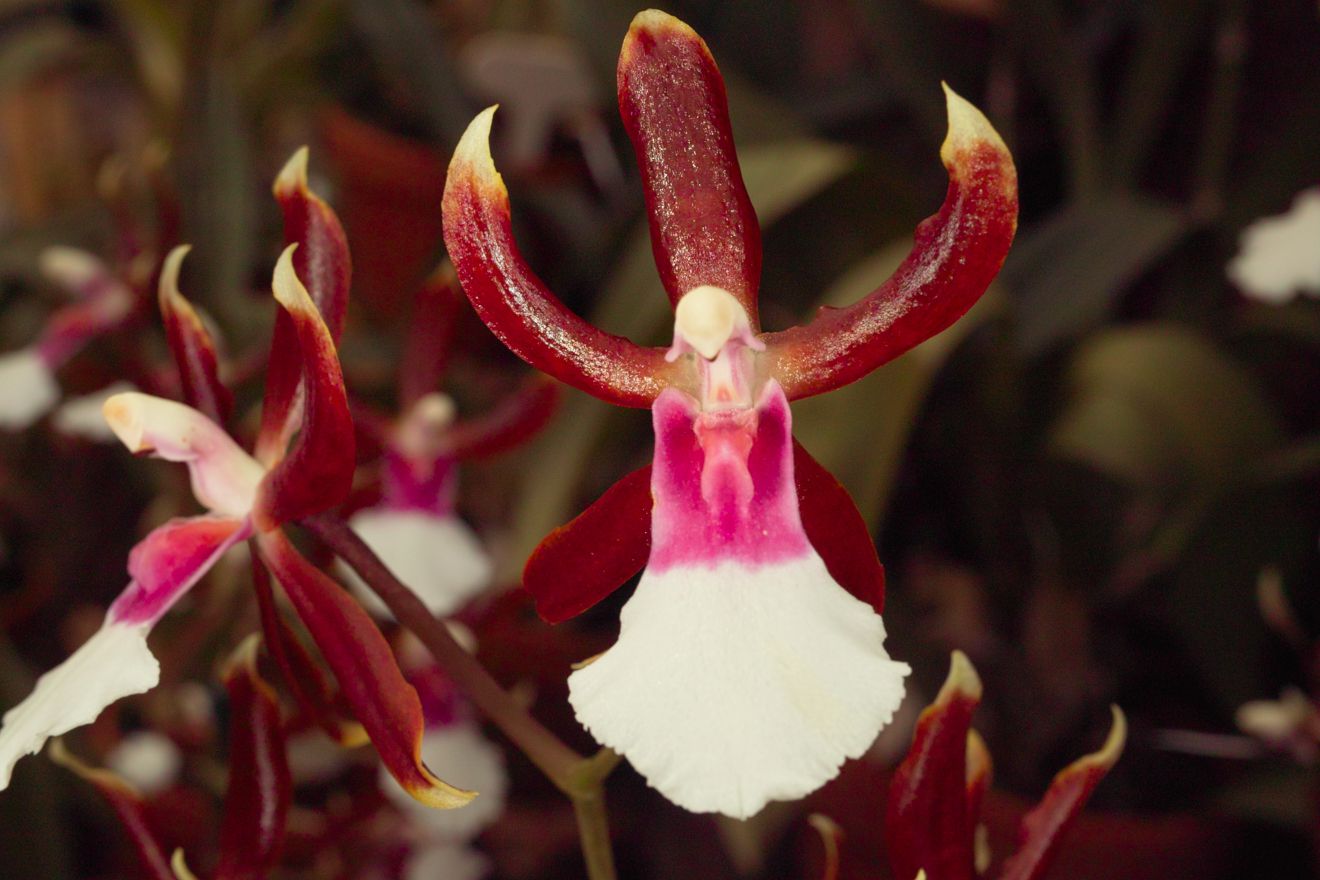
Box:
[0, 247, 138, 428]
[0, 149, 475, 815]
[442, 9, 1018, 818]
[344, 272, 558, 618]
[886, 652, 1126, 880]
[1227, 187, 1320, 303]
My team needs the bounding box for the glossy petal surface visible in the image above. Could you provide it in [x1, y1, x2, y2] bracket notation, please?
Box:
[522, 463, 653, 623]
[443, 107, 678, 408]
[618, 10, 761, 319]
[157, 246, 233, 425]
[765, 86, 1017, 400]
[793, 441, 886, 613]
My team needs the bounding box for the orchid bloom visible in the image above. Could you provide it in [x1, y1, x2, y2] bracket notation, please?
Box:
[0, 247, 137, 429]
[344, 273, 558, 618]
[443, 9, 1017, 817]
[886, 652, 1126, 880]
[1227, 187, 1320, 304]
[0, 149, 474, 815]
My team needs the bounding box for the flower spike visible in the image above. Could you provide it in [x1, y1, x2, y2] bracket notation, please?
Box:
[157, 245, 234, 425]
[619, 10, 762, 320]
[442, 107, 680, 408]
[764, 84, 1017, 401]
[254, 246, 355, 530]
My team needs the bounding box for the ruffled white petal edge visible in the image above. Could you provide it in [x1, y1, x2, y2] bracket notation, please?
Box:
[382, 721, 507, 839]
[568, 553, 910, 819]
[1227, 187, 1320, 304]
[343, 510, 493, 618]
[404, 842, 490, 880]
[106, 729, 182, 795]
[53, 382, 136, 442]
[0, 349, 58, 430]
[0, 622, 159, 788]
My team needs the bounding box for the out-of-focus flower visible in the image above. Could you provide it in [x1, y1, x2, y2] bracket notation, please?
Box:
[886, 652, 1126, 880]
[443, 9, 1017, 818]
[52, 381, 139, 441]
[1237, 688, 1320, 764]
[105, 729, 183, 796]
[1227, 187, 1320, 303]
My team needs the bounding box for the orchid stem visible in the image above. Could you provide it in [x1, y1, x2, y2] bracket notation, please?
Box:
[303, 514, 620, 880]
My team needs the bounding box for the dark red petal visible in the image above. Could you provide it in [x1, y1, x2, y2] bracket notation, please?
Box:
[256, 148, 351, 465]
[523, 464, 652, 623]
[254, 530, 474, 808]
[251, 557, 365, 747]
[446, 376, 560, 460]
[965, 729, 993, 832]
[793, 441, 885, 613]
[157, 246, 234, 425]
[618, 10, 761, 321]
[999, 707, 1127, 880]
[214, 637, 291, 880]
[442, 108, 678, 408]
[254, 247, 355, 529]
[50, 740, 174, 880]
[765, 86, 1017, 400]
[886, 651, 983, 880]
[400, 264, 463, 408]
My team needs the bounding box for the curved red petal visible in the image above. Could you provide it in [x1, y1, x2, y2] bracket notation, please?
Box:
[446, 376, 560, 460]
[442, 107, 678, 408]
[254, 531, 475, 809]
[214, 637, 291, 880]
[999, 707, 1127, 880]
[50, 740, 174, 880]
[886, 651, 983, 880]
[765, 86, 1017, 400]
[618, 10, 761, 321]
[255, 247, 355, 529]
[256, 148, 351, 463]
[157, 246, 234, 425]
[793, 441, 885, 613]
[400, 265, 462, 408]
[523, 464, 652, 623]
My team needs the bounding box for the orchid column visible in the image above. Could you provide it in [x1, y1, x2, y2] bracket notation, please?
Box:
[443, 9, 1018, 818]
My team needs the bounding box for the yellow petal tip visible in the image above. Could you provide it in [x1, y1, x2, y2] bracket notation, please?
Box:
[274, 145, 310, 197]
[938, 649, 984, 704]
[940, 83, 1009, 165]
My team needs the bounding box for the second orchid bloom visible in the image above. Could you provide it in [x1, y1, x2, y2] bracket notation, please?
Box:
[443, 10, 1018, 817]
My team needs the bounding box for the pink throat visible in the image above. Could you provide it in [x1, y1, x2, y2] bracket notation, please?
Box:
[379, 450, 458, 517]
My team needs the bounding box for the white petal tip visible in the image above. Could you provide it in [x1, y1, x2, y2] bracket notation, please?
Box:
[271, 244, 309, 311]
[37, 247, 105, 293]
[0, 351, 58, 429]
[940, 83, 1008, 164]
[452, 107, 502, 184]
[274, 146, 310, 196]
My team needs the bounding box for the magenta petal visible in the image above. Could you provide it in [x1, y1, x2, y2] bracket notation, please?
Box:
[109, 515, 250, 627]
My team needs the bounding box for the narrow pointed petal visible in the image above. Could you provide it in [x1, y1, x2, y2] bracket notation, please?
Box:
[273, 147, 351, 341]
[255, 530, 476, 809]
[214, 637, 292, 880]
[445, 376, 560, 460]
[102, 392, 264, 517]
[400, 265, 462, 408]
[999, 707, 1127, 880]
[886, 651, 983, 880]
[764, 86, 1017, 400]
[49, 741, 175, 880]
[442, 107, 678, 408]
[618, 10, 761, 318]
[157, 246, 234, 425]
[522, 464, 652, 623]
[380, 720, 508, 838]
[793, 441, 886, 613]
[0, 349, 59, 429]
[254, 246, 355, 529]
[965, 729, 992, 829]
[35, 248, 137, 368]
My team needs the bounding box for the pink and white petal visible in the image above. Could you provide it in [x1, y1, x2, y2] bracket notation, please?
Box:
[404, 843, 490, 880]
[102, 392, 264, 517]
[342, 510, 493, 618]
[53, 382, 137, 442]
[0, 349, 59, 429]
[567, 554, 909, 819]
[38, 246, 128, 302]
[111, 515, 251, 628]
[382, 720, 508, 839]
[0, 621, 158, 789]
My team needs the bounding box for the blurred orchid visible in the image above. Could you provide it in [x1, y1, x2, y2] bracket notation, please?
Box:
[886, 652, 1126, 880]
[344, 271, 558, 618]
[1227, 186, 1320, 303]
[0, 149, 475, 815]
[443, 9, 1017, 817]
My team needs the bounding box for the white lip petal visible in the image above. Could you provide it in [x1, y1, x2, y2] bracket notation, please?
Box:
[382, 721, 507, 839]
[0, 622, 159, 789]
[0, 350, 59, 430]
[343, 510, 493, 618]
[105, 730, 182, 795]
[568, 554, 909, 819]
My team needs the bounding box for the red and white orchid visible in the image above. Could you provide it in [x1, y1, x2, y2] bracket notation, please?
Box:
[442, 9, 1018, 818]
[0, 149, 474, 815]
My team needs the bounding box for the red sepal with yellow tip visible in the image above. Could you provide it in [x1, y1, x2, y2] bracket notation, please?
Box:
[156, 245, 233, 426]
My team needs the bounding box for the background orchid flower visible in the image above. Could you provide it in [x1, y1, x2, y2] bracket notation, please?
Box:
[0, 149, 476, 816]
[443, 9, 1017, 818]
[885, 652, 1126, 880]
[0, 247, 138, 429]
[1227, 186, 1320, 304]
[343, 270, 559, 618]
